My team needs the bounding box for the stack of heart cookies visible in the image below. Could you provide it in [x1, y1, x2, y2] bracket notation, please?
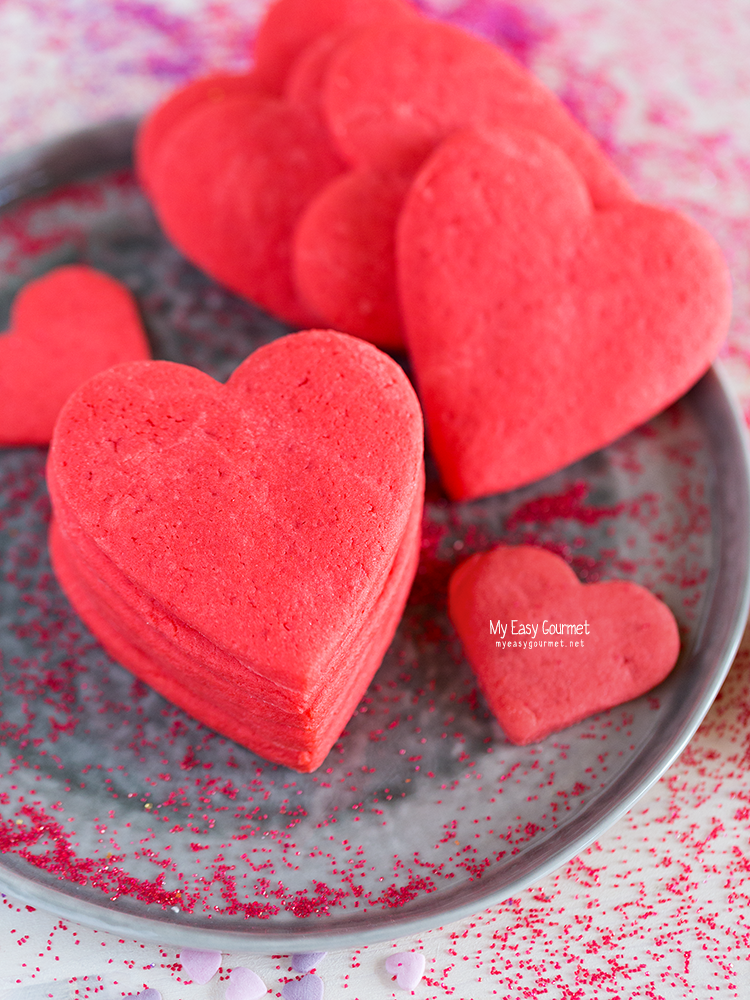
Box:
[137, 0, 631, 344]
[47, 330, 424, 772]
[138, 0, 731, 502]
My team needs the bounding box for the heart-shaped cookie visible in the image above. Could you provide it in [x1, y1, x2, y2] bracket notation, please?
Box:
[448, 545, 680, 744]
[145, 94, 344, 326]
[47, 330, 424, 771]
[322, 17, 631, 207]
[288, 14, 631, 348]
[136, 73, 266, 196]
[0, 265, 150, 446]
[252, 0, 415, 96]
[398, 127, 731, 499]
[48, 483, 421, 768]
[293, 167, 411, 348]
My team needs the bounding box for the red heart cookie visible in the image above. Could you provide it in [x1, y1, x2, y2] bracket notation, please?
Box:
[136, 73, 267, 196]
[448, 545, 680, 744]
[284, 26, 358, 121]
[145, 94, 344, 326]
[289, 15, 631, 349]
[0, 265, 150, 446]
[47, 330, 424, 771]
[48, 489, 421, 771]
[252, 0, 416, 96]
[322, 17, 631, 207]
[293, 167, 412, 348]
[397, 127, 731, 500]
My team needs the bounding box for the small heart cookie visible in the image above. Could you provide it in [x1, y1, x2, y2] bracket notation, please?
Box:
[0, 265, 150, 446]
[448, 545, 680, 744]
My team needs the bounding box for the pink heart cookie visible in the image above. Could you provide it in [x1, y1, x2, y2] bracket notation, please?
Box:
[398, 127, 730, 499]
[0, 266, 150, 446]
[448, 545, 681, 744]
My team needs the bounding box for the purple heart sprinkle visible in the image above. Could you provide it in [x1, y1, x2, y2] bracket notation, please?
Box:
[282, 973, 324, 1000]
[135, 991, 162, 1000]
[181, 947, 222, 985]
[291, 952, 327, 973]
[385, 951, 425, 990]
[225, 966, 267, 1000]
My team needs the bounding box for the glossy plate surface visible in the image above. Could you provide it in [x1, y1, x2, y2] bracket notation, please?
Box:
[0, 123, 748, 950]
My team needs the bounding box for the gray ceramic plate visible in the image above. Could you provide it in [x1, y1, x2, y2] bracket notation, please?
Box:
[0, 122, 748, 951]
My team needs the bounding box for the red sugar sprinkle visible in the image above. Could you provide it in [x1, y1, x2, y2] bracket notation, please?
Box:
[506, 482, 625, 529]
